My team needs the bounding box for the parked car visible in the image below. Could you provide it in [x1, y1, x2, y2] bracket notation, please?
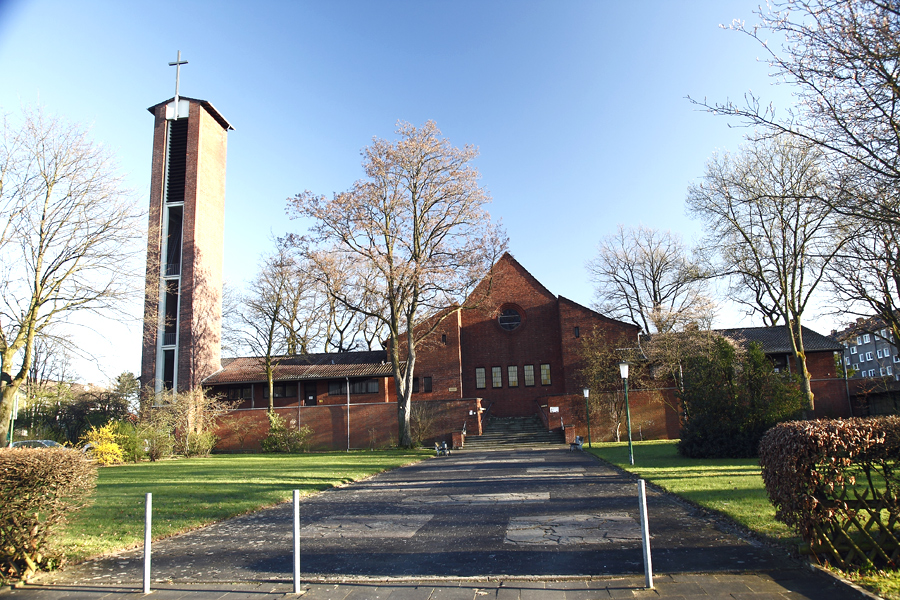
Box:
[11, 439, 65, 448]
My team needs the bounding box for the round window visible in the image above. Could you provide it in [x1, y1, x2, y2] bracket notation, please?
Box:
[498, 308, 522, 331]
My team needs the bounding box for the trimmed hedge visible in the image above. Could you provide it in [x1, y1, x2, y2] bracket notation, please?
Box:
[759, 417, 900, 568]
[0, 448, 97, 581]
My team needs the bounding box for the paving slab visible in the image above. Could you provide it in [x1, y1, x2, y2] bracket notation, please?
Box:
[0, 448, 879, 599]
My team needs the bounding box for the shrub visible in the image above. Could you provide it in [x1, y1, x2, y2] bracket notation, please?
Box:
[80, 423, 124, 465]
[110, 420, 145, 463]
[758, 417, 900, 569]
[150, 387, 232, 456]
[677, 338, 806, 458]
[261, 412, 313, 453]
[183, 431, 217, 457]
[410, 401, 441, 447]
[141, 421, 174, 461]
[0, 448, 97, 581]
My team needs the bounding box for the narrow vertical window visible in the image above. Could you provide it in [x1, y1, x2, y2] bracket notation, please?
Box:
[412, 377, 420, 393]
[524, 365, 535, 387]
[162, 349, 175, 390]
[475, 368, 486, 389]
[441, 334, 447, 344]
[574, 326, 580, 338]
[165, 206, 183, 276]
[508, 365, 518, 387]
[163, 280, 179, 346]
[540, 363, 551, 386]
[423, 377, 432, 393]
[492, 366, 502, 388]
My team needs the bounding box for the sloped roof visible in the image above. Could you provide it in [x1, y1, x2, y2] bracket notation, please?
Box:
[716, 326, 842, 354]
[147, 96, 234, 131]
[204, 351, 391, 385]
[832, 314, 896, 342]
[557, 295, 640, 331]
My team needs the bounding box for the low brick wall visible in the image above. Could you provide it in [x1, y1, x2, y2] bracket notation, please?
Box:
[214, 398, 481, 452]
[539, 387, 681, 444]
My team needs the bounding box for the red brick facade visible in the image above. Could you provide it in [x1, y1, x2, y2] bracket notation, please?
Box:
[141, 98, 232, 393]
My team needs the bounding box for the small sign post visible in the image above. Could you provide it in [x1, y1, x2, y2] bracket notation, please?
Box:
[638, 480, 653, 589]
[143, 493, 152, 594]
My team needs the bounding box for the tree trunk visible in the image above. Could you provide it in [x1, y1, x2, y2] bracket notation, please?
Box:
[787, 320, 815, 413]
[267, 364, 274, 413]
[0, 384, 16, 445]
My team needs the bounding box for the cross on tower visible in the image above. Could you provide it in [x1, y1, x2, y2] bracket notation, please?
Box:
[168, 51, 188, 119]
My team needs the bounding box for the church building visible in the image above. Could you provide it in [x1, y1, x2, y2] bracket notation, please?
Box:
[138, 92, 679, 450]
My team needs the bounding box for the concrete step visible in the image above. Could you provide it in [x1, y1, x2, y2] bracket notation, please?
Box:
[464, 415, 565, 449]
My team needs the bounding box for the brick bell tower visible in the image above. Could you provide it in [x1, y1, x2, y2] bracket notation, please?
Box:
[141, 53, 233, 393]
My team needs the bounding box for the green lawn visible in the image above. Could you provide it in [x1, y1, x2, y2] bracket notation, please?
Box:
[587, 440, 795, 542]
[588, 440, 899, 600]
[59, 450, 429, 562]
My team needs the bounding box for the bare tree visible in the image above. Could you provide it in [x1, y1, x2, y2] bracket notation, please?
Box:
[828, 217, 900, 343]
[241, 248, 294, 411]
[691, 0, 900, 227]
[220, 281, 246, 358]
[287, 120, 507, 447]
[0, 108, 140, 443]
[277, 260, 326, 355]
[686, 134, 847, 411]
[587, 225, 711, 334]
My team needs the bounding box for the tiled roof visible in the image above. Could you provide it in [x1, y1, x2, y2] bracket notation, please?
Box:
[832, 314, 895, 342]
[716, 326, 842, 354]
[203, 351, 392, 385]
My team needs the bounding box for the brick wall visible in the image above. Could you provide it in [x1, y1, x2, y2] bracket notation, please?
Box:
[406, 309, 464, 400]
[538, 387, 680, 444]
[177, 103, 227, 390]
[140, 99, 230, 393]
[804, 351, 852, 418]
[458, 256, 566, 417]
[139, 103, 169, 391]
[557, 296, 640, 394]
[214, 397, 479, 452]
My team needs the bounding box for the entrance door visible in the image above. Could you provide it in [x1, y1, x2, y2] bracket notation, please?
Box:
[303, 382, 317, 406]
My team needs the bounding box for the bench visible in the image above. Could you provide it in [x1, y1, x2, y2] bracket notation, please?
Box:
[569, 435, 583, 452]
[434, 441, 451, 456]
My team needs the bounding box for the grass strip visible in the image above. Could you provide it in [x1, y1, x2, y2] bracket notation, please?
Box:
[587, 440, 796, 541]
[588, 439, 899, 600]
[59, 450, 429, 562]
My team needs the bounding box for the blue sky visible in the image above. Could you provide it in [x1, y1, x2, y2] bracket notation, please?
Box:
[0, 1, 816, 384]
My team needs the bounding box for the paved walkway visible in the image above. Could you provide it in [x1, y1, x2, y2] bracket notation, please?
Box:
[1, 448, 877, 599]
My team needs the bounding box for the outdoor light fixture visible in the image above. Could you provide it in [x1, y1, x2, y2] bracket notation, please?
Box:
[618, 361, 635, 465]
[582, 387, 592, 448]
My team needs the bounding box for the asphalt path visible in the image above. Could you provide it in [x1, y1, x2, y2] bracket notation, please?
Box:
[2, 447, 875, 599]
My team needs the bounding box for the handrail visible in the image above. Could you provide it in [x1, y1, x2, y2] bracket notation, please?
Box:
[533, 399, 550, 429]
[480, 402, 493, 432]
[461, 420, 467, 436]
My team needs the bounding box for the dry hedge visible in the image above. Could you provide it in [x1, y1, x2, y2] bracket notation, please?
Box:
[0, 448, 97, 581]
[758, 417, 900, 568]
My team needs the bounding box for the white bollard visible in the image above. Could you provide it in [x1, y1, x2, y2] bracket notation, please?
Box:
[143, 492, 152, 594]
[293, 489, 301, 594]
[638, 479, 653, 589]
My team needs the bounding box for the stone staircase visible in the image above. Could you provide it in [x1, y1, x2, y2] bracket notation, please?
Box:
[462, 415, 565, 450]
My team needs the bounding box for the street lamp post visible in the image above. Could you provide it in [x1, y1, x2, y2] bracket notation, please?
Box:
[619, 361, 634, 465]
[582, 387, 592, 448]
